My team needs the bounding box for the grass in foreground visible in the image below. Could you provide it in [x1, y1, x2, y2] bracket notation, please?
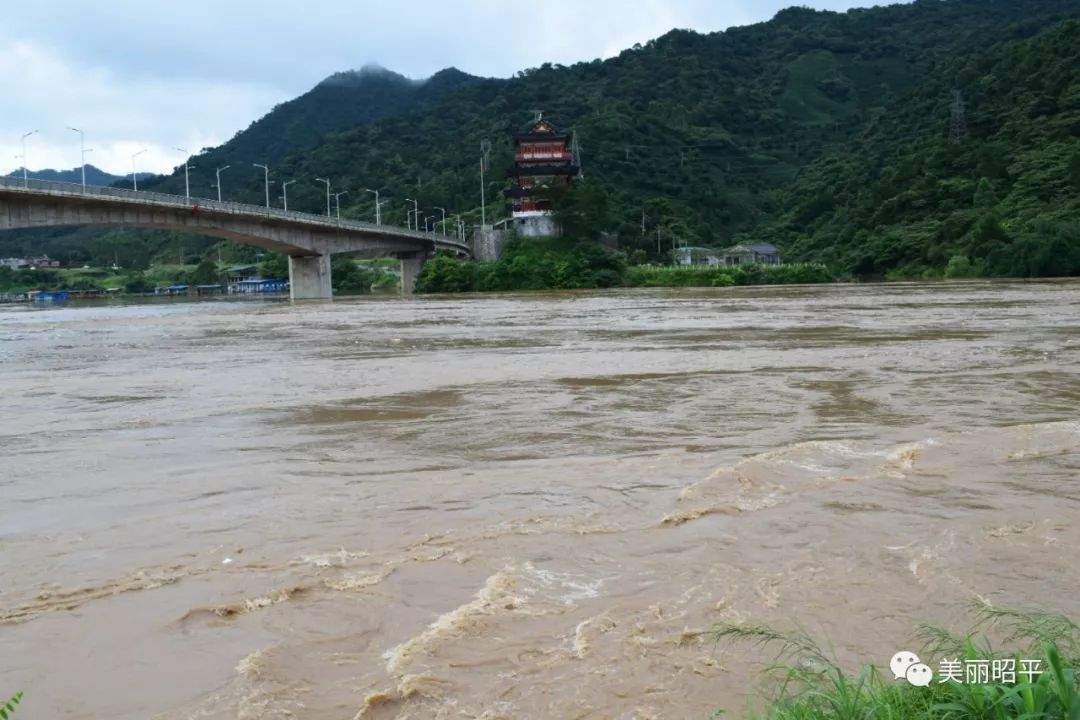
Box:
[714, 602, 1080, 720]
[0, 692, 22, 719]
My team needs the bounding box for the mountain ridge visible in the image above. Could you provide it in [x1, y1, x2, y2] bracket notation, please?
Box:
[6, 165, 153, 187]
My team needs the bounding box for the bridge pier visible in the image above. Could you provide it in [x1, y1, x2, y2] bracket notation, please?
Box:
[289, 254, 332, 300]
[398, 252, 428, 295]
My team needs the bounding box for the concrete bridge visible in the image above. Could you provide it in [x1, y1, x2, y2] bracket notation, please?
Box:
[0, 176, 471, 298]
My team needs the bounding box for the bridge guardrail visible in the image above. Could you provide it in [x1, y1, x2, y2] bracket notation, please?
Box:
[0, 175, 471, 254]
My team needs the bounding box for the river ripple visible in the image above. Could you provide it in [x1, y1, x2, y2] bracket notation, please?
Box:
[2, 280, 1079, 719]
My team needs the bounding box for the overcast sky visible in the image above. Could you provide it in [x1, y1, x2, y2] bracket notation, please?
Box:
[0, 0, 898, 177]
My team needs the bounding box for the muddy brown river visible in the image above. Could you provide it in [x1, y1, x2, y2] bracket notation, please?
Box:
[2, 280, 1079, 719]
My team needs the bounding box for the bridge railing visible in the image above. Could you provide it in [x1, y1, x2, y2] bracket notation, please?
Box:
[0, 175, 471, 253]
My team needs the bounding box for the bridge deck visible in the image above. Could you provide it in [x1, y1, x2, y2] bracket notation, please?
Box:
[0, 175, 471, 257]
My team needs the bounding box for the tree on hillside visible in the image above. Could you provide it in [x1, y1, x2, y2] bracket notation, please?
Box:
[973, 177, 998, 209]
[550, 179, 613, 240]
[259, 253, 289, 280]
[189, 258, 220, 286]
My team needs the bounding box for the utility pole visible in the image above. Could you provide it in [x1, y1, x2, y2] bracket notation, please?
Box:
[333, 190, 348, 219]
[950, 89, 967, 146]
[20, 130, 37, 187]
[131, 149, 147, 191]
[282, 179, 296, 211]
[253, 163, 270, 207]
[315, 177, 331, 217]
[572, 129, 582, 177]
[480, 139, 491, 227]
[215, 165, 231, 202]
[175, 147, 192, 199]
[68, 127, 88, 190]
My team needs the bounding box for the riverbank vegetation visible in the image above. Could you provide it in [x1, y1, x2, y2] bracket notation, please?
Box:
[0, 255, 398, 296]
[415, 237, 834, 293]
[718, 604, 1080, 720]
[0, 692, 21, 720]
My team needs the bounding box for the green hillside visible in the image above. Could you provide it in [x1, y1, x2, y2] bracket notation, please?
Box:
[4, 0, 1078, 280]
[769, 18, 1080, 278]
[153, 64, 481, 181]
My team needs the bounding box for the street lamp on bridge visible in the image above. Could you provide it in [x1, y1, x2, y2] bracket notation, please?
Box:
[434, 206, 448, 236]
[253, 163, 271, 208]
[214, 165, 232, 202]
[67, 127, 90, 190]
[315, 177, 331, 217]
[20, 130, 38, 188]
[282, 179, 296, 211]
[405, 197, 419, 231]
[131, 149, 147, 191]
[174, 147, 193, 200]
[364, 188, 385, 225]
[333, 190, 348, 219]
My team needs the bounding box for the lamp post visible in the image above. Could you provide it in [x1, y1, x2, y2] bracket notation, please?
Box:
[364, 188, 383, 225]
[215, 165, 231, 202]
[20, 130, 38, 187]
[333, 190, 348, 219]
[131, 149, 147, 191]
[174, 147, 192, 199]
[425, 215, 437, 233]
[434, 206, 447, 236]
[406, 207, 414, 231]
[67, 127, 88, 190]
[282, 179, 296, 211]
[315, 177, 331, 217]
[405, 197, 419, 231]
[253, 163, 271, 208]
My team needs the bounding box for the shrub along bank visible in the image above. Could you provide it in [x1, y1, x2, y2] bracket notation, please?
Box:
[415, 238, 835, 294]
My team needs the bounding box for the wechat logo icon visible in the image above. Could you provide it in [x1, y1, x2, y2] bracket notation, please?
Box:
[891, 651, 933, 687]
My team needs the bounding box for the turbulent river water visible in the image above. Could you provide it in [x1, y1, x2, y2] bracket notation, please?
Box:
[2, 280, 1079, 719]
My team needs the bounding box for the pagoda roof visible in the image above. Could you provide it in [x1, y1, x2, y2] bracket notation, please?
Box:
[513, 116, 570, 142]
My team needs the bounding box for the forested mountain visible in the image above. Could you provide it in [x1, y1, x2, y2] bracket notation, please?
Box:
[164, 64, 481, 171]
[769, 16, 1080, 277]
[5, 165, 147, 186]
[6, 0, 1079, 277]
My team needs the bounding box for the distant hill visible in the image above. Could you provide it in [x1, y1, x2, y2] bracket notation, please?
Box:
[6, 165, 154, 187]
[171, 63, 482, 171]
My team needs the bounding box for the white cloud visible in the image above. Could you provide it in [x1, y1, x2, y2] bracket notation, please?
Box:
[0, 39, 284, 176]
[0, 1, 898, 176]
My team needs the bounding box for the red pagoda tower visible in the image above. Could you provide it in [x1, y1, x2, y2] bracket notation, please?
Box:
[503, 115, 580, 236]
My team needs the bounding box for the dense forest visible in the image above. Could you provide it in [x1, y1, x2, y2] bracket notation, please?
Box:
[3, 0, 1078, 279]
